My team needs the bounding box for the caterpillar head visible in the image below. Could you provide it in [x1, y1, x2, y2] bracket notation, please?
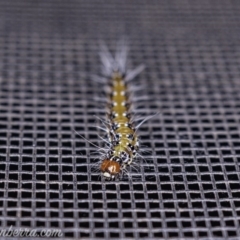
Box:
[100, 159, 121, 179]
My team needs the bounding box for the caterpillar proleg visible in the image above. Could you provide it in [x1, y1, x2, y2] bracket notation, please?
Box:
[94, 40, 149, 180]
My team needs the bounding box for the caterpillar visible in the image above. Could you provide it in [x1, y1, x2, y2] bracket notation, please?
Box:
[93, 40, 150, 180]
[84, 42, 204, 180]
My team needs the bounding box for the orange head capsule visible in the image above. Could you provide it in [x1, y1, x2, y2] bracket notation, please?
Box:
[100, 159, 121, 179]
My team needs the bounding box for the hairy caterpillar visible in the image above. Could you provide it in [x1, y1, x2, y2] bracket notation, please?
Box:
[80, 42, 206, 181]
[90, 40, 153, 180]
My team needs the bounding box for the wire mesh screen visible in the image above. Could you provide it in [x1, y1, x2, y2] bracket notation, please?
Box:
[0, 0, 240, 239]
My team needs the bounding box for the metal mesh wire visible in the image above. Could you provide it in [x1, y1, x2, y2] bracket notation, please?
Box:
[0, 0, 240, 239]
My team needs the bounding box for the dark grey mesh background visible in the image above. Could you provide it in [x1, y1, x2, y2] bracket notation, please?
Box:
[0, 0, 240, 239]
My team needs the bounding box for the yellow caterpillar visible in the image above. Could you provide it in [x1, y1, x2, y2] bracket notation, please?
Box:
[95, 40, 146, 180]
[101, 72, 139, 179]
